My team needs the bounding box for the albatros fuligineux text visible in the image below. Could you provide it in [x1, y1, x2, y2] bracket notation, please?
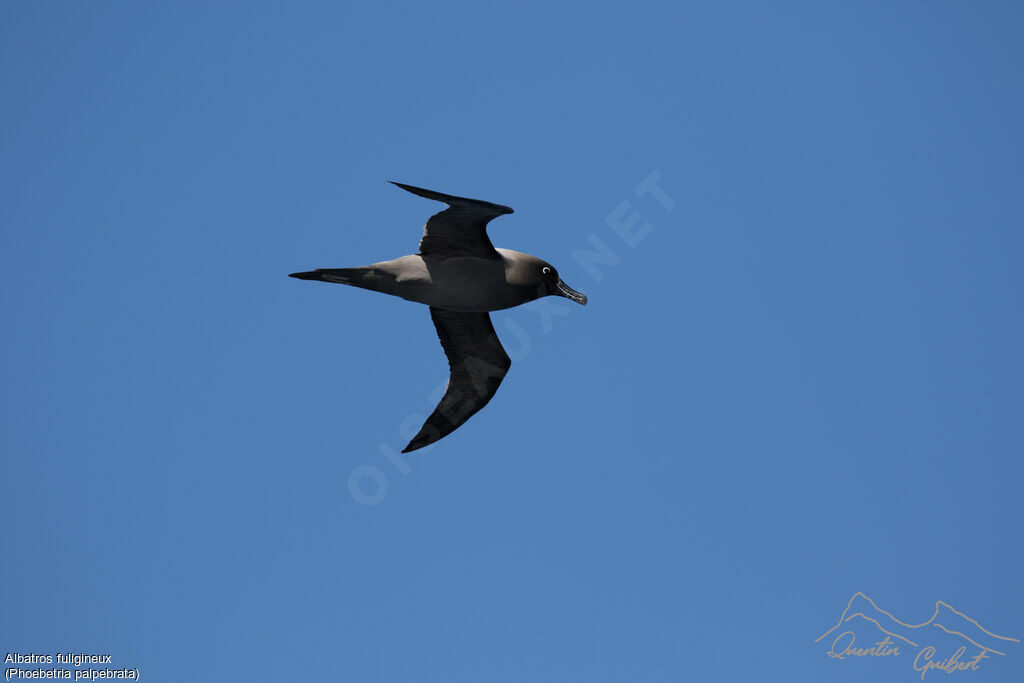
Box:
[290, 181, 588, 453]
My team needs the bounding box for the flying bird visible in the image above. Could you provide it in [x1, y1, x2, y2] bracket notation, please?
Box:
[290, 182, 588, 453]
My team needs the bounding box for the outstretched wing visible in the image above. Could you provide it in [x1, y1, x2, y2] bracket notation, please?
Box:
[403, 307, 512, 452]
[390, 181, 514, 260]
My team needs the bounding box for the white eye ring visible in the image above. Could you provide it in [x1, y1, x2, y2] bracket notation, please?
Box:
[542, 266, 552, 276]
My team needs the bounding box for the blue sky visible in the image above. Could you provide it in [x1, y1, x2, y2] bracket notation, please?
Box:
[2, 2, 1022, 682]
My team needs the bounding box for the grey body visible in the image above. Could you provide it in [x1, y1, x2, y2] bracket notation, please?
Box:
[290, 182, 587, 452]
[325, 249, 551, 312]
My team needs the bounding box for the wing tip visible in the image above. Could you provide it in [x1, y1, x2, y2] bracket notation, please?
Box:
[388, 180, 514, 214]
[401, 434, 433, 453]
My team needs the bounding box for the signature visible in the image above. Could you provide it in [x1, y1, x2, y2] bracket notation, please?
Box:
[816, 592, 1018, 679]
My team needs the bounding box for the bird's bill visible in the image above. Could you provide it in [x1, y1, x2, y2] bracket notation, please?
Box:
[555, 279, 588, 305]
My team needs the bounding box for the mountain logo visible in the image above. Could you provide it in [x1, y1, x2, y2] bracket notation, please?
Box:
[815, 592, 1019, 679]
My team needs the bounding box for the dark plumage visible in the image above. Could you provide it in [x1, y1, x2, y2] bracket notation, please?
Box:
[290, 181, 587, 452]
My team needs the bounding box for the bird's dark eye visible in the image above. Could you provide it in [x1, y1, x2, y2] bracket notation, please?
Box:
[542, 266, 552, 277]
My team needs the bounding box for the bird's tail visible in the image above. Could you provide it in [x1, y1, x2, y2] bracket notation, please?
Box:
[288, 267, 375, 287]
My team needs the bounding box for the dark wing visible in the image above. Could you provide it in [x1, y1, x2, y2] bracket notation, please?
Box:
[402, 307, 512, 452]
[390, 181, 514, 260]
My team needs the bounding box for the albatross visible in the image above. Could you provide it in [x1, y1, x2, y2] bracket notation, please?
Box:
[290, 181, 588, 453]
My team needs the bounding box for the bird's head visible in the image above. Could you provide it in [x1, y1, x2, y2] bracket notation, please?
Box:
[501, 250, 588, 306]
[520, 258, 585, 305]
[535, 260, 588, 305]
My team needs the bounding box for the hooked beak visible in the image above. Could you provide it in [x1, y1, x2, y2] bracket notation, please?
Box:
[554, 278, 588, 306]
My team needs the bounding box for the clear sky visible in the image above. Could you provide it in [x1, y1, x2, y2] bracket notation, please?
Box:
[2, 2, 1022, 682]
